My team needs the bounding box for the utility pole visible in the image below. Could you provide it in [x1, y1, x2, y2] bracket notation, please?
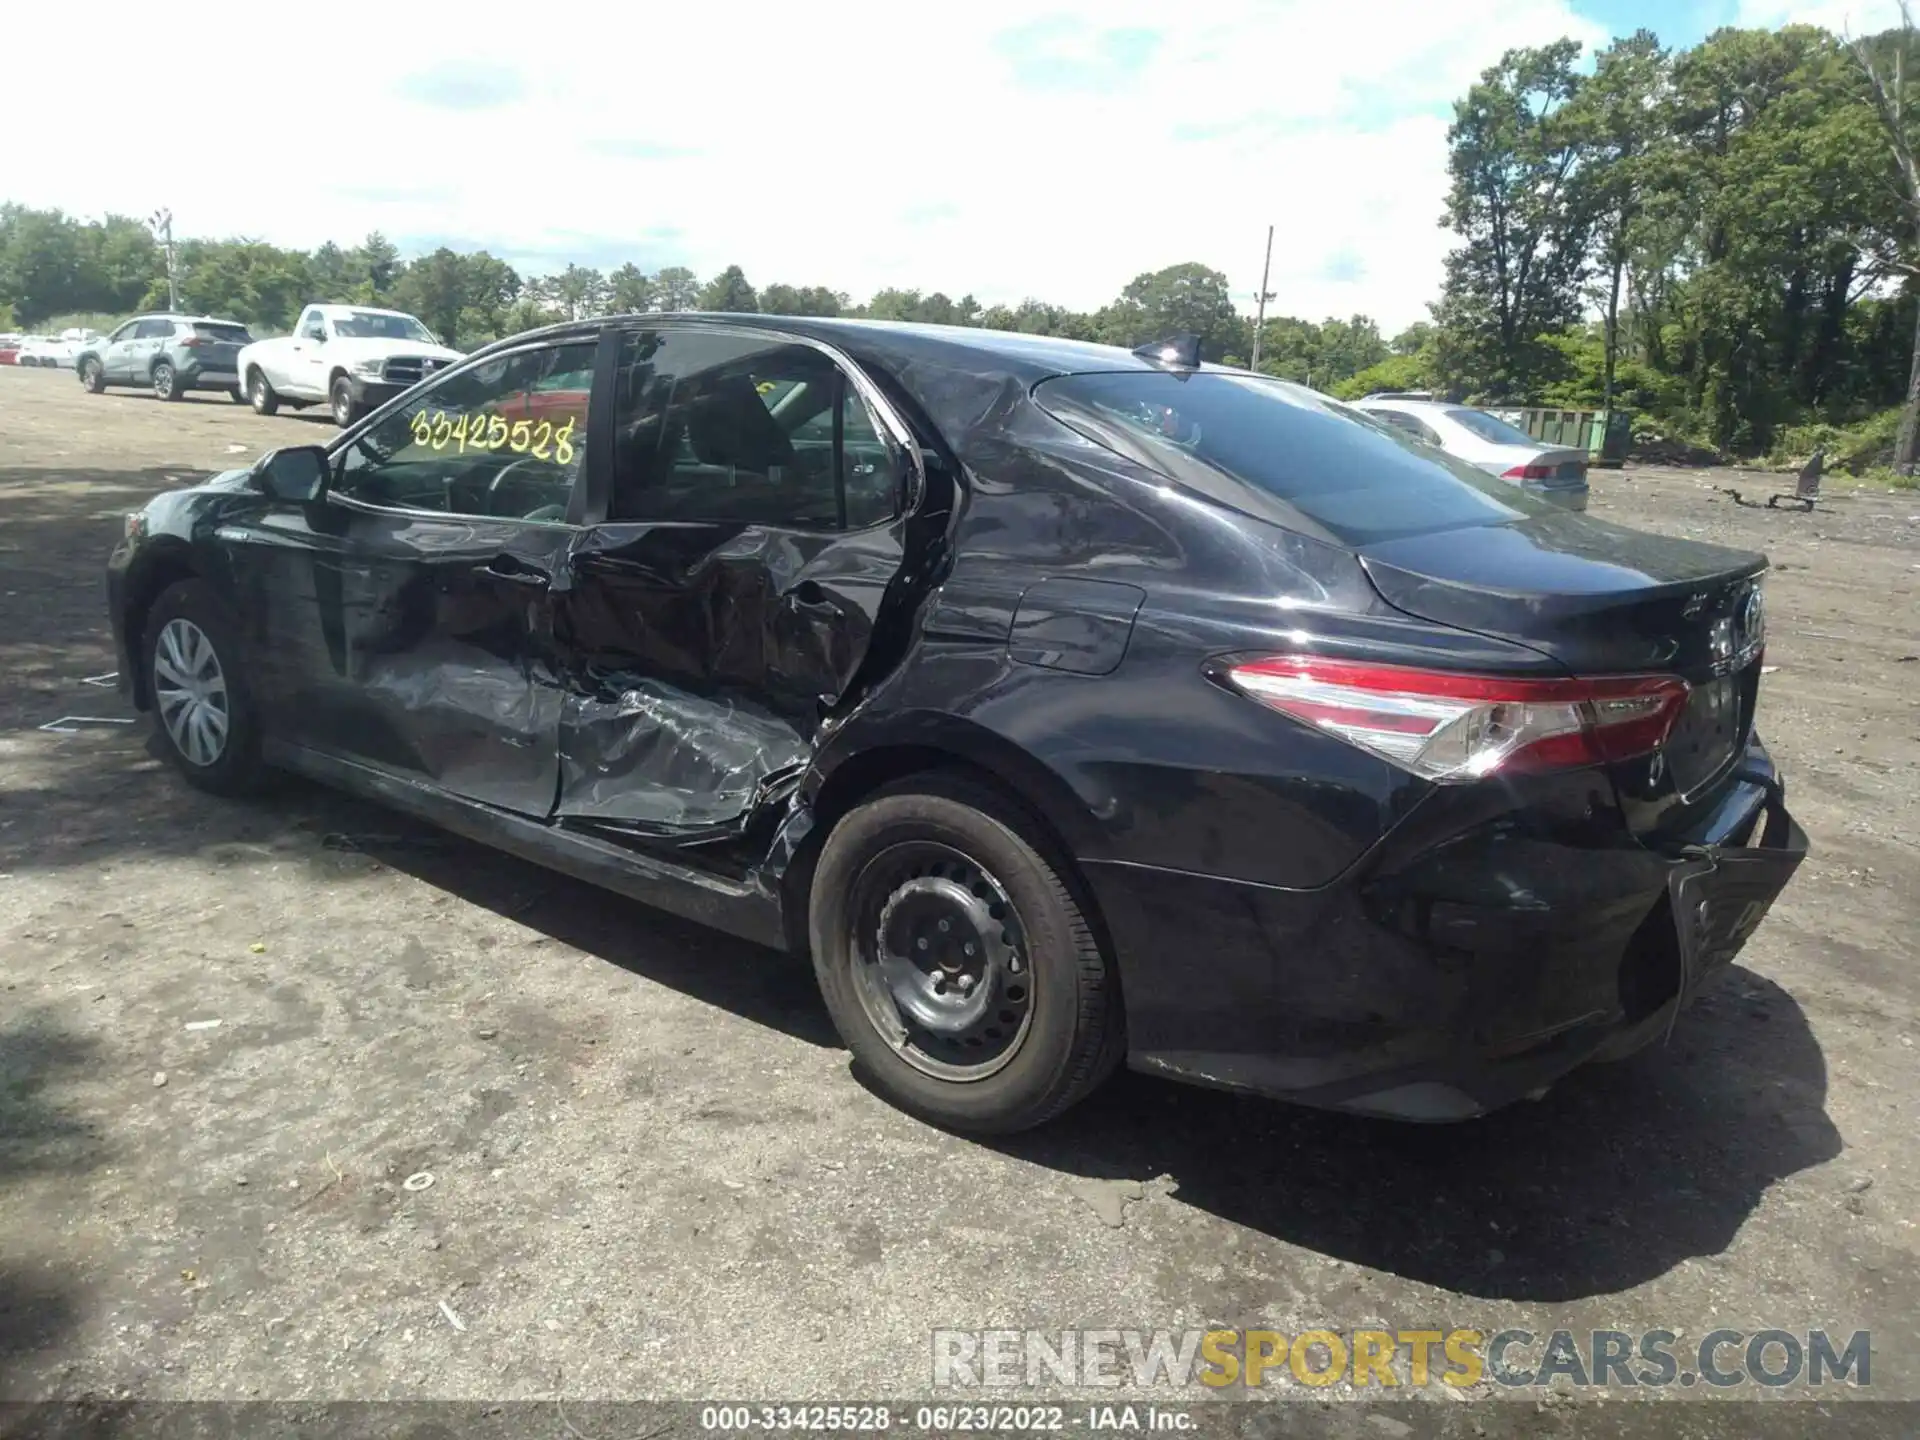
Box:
[1249, 224, 1275, 371]
[149, 208, 178, 311]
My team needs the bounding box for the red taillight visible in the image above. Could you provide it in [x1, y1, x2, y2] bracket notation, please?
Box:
[1223, 657, 1689, 782]
[179, 336, 209, 348]
[1502, 462, 1553, 480]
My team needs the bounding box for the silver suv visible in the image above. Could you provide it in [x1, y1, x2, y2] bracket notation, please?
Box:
[76, 315, 255, 402]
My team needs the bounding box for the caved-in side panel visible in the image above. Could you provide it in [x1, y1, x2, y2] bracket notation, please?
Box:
[558, 678, 810, 831]
[555, 519, 906, 833]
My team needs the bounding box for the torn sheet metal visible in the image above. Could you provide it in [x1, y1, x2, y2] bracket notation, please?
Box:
[558, 677, 808, 831]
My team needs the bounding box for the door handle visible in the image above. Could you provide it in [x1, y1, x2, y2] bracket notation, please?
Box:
[475, 556, 547, 587]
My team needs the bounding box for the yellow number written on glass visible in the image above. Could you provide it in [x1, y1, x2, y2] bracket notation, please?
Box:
[411, 411, 433, 447]
[509, 420, 531, 453]
[553, 416, 576, 466]
[487, 415, 509, 451]
[530, 420, 553, 461]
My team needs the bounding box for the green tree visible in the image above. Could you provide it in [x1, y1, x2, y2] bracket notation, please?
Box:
[1439, 39, 1594, 399]
[761, 283, 846, 316]
[1105, 262, 1246, 360]
[541, 263, 610, 321]
[1566, 29, 1672, 417]
[357, 232, 402, 301]
[1850, 8, 1920, 467]
[698, 265, 758, 312]
[654, 265, 701, 311]
[608, 263, 656, 313]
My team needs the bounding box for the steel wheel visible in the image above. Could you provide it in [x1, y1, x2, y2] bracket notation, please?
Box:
[153, 362, 178, 400]
[152, 617, 230, 767]
[80, 359, 104, 393]
[847, 839, 1035, 1081]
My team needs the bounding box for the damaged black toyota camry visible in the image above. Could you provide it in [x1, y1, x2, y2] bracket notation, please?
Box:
[106, 315, 1807, 1131]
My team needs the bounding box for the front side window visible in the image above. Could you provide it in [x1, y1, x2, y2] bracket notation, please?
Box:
[108, 321, 139, 343]
[1036, 371, 1552, 545]
[608, 329, 901, 529]
[332, 341, 596, 523]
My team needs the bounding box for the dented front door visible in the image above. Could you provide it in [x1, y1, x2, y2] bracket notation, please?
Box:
[553, 326, 914, 839]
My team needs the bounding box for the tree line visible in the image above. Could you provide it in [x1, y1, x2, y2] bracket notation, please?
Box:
[0, 205, 1393, 394]
[1425, 19, 1920, 462]
[6, 17, 1919, 462]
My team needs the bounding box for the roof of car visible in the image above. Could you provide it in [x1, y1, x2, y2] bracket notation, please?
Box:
[130, 313, 246, 325]
[1355, 397, 1452, 413]
[310, 303, 416, 318]
[476, 311, 1179, 384]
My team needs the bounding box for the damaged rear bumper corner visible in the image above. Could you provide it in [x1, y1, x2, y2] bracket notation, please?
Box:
[1087, 744, 1808, 1122]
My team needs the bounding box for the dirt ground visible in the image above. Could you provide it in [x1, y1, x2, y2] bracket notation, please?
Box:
[1, 363, 1917, 1420]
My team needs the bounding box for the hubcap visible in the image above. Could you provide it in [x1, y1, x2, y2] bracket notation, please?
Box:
[848, 841, 1033, 1080]
[155, 368, 171, 397]
[334, 385, 348, 421]
[152, 618, 229, 767]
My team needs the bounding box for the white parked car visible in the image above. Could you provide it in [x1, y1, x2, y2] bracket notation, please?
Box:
[236, 304, 463, 426]
[14, 336, 57, 366]
[1354, 398, 1590, 512]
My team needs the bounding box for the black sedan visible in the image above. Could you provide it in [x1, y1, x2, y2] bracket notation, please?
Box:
[106, 316, 1806, 1131]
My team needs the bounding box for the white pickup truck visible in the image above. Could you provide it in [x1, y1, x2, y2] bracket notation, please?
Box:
[236, 303, 463, 426]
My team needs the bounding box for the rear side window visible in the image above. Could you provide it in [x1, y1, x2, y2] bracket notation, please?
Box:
[1445, 408, 1539, 446]
[608, 329, 900, 530]
[192, 322, 252, 343]
[1035, 371, 1550, 544]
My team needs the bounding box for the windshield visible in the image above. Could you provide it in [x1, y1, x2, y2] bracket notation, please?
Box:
[333, 311, 436, 343]
[1445, 407, 1541, 447]
[1035, 371, 1554, 544]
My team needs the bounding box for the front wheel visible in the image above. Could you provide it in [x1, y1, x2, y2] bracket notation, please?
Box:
[142, 579, 266, 796]
[330, 374, 363, 427]
[152, 361, 182, 401]
[79, 359, 105, 393]
[808, 774, 1122, 1133]
[248, 369, 279, 415]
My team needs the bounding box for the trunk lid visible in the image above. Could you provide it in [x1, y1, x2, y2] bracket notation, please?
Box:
[1358, 512, 1768, 834]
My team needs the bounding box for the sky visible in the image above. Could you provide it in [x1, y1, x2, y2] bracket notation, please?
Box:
[8, 0, 1905, 333]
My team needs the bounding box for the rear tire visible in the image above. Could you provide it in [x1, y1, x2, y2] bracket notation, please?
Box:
[330, 374, 363, 427]
[141, 579, 267, 797]
[79, 358, 105, 393]
[808, 773, 1122, 1133]
[152, 361, 182, 401]
[248, 368, 279, 416]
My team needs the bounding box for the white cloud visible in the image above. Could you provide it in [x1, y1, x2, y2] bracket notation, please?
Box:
[1737, 0, 1905, 35]
[14, 0, 1617, 330]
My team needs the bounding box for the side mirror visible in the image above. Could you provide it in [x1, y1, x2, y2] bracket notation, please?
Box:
[251, 446, 329, 502]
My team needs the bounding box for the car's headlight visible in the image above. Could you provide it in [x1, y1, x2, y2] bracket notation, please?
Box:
[351, 359, 386, 379]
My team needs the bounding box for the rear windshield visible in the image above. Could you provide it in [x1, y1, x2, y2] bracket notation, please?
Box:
[1445, 407, 1539, 446]
[1034, 371, 1552, 544]
[193, 323, 252, 343]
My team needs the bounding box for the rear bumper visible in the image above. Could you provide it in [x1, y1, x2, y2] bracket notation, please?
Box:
[1086, 739, 1804, 1120]
[1522, 479, 1590, 512]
